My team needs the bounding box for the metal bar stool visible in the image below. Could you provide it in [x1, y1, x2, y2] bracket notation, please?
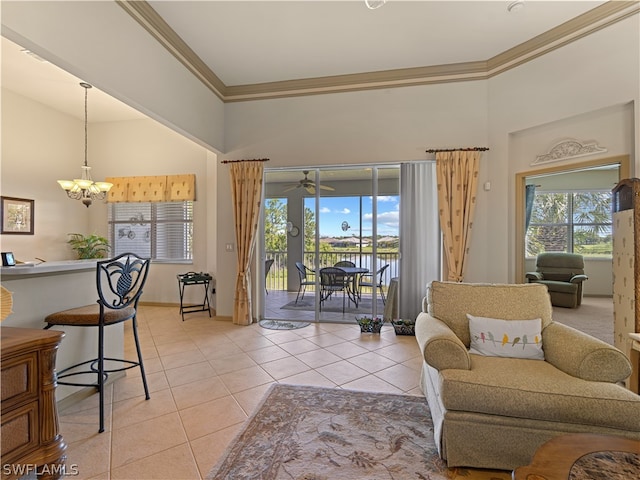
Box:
[44, 253, 151, 433]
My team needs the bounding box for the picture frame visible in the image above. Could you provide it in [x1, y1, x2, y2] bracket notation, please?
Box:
[1, 196, 34, 235]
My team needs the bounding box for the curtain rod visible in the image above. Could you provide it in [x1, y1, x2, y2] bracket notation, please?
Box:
[425, 147, 489, 153]
[221, 158, 270, 164]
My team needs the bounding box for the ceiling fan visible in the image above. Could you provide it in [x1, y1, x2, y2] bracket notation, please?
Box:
[283, 171, 335, 194]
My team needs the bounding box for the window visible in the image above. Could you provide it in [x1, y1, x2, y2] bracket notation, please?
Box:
[526, 191, 612, 258]
[108, 202, 193, 261]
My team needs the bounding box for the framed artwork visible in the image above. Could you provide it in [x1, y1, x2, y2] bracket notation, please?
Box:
[1, 196, 34, 235]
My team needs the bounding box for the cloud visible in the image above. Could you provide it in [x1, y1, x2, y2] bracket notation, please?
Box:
[319, 207, 331, 213]
[362, 211, 399, 229]
[337, 208, 351, 214]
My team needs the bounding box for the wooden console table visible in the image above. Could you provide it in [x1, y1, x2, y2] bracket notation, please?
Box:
[513, 433, 640, 480]
[1, 327, 67, 480]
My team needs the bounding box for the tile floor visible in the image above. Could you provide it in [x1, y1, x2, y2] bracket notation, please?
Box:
[57, 304, 428, 479]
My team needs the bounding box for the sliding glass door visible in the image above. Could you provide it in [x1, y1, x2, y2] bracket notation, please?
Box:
[262, 166, 399, 324]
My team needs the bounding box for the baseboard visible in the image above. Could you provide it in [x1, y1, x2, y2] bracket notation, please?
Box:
[56, 371, 125, 412]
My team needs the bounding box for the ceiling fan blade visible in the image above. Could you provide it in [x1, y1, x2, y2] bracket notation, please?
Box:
[319, 184, 335, 191]
[306, 185, 316, 194]
[283, 185, 299, 192]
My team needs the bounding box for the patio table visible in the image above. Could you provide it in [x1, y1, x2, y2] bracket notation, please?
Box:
[336, 266, 368, 307]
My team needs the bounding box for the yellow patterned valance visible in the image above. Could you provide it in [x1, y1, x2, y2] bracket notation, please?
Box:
[105, 174, 196, 203]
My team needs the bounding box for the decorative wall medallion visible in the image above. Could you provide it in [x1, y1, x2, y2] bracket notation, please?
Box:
[532, 139, 607, 165]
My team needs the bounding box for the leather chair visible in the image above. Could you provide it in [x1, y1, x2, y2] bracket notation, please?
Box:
[526, 252, 588, 308]
[44, 252, 151, 432]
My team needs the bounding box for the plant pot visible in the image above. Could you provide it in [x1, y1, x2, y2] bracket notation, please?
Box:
[391, 319, 416, 336]
[356, 315, 384, 333]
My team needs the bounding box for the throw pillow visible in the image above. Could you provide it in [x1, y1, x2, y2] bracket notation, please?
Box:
[467, 314, 544, 360]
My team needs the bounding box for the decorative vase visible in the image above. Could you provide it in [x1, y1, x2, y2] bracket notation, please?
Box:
[356, 315, 384, 333]
[391, 319, 416, 336]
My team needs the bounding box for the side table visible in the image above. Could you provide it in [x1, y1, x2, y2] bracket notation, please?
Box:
[177, 272, 212, 321]
[513, 433, 640, 480]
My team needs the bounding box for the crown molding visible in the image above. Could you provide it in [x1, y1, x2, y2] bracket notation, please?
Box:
[118, 1, 639, 103]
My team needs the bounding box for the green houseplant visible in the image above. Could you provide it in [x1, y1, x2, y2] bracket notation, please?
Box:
[356, 315, 384, 333]
[67, 233, 110, 259]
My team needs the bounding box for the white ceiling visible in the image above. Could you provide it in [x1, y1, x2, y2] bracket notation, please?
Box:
[0, 0, 608, 122]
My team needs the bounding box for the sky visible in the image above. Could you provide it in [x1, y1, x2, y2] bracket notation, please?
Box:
[304, 195, 399, 238]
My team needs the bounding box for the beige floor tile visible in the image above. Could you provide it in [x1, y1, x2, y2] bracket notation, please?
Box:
[210, 352, 257, 375]
[306, 332, 348, 348]
[218, 365, 274, 393]
[199, 341, 244, 361]
[245, 345, 291, 364]
[179, 395, 247, 441]
[231, 383, 275, 415]
[112, 370, 168, 403]
[260, 356, 311, 380]
[346, 351, 397, 373]
[160, 349, 207, 370]
[315, 359, 369, 385]
[64, 433, 111, 480]
[110, 443, 200, 480]
[151, 331, 192, 346]
[111, 388, 177, 430]
[190, 424, 244, 478]
[111, 412, 187, 468]
[376, 342, 421, 363]
[165, 361, 217, 388]
[261, 330, 308, 344]
[155, 338, 199, 357]
[231, 334, 277, 351]
[374, 363, 420, 392]
[278, 338, 321, 355]
[171, 375, 230, 411]
[341, 374, 404, 394]
[279, 370, 338, 388]
[295, 348, 342, 369]
[324, 341, 369, 359]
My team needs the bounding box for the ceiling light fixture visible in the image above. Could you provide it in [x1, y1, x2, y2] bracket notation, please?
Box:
[57, 82, 113, 207]
[507, 1, 525, 13]
[365, 0, 387, 10]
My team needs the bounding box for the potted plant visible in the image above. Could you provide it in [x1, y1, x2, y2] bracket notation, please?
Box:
[67, 233, 110, 259]
[356, 315, 384, 333]
[391, 319, 416, 336]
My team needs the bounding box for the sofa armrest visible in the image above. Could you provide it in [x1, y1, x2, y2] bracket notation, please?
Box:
[415, 312, 471, 371]
[543, 322, 631, 383]
[570, 274, 588, 284]
[525, 272, 543, 281]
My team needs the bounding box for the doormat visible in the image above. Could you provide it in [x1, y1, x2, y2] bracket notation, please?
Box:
[259, 319, 310, 330]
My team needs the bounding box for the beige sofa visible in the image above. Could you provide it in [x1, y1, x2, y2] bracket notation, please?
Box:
[415, 281, 640, 471]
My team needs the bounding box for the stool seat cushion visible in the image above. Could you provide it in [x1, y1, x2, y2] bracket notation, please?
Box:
[45, 304, 135, 326]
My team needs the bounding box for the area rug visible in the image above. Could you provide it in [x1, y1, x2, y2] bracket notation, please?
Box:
[259, 319, 310, 330]
[206, 384, 511, 480]
[281, 295, 385, 315]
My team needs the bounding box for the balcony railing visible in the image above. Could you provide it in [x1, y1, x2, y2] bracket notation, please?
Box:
[265, 250, 399, 293]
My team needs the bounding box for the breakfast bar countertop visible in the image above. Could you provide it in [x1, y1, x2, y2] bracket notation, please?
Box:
[1, 259, 98, 278]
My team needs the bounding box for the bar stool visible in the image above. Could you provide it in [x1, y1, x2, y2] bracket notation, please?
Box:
[44, 252, 151, 433]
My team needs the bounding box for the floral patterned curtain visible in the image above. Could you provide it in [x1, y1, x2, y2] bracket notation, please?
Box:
[435, 150, 480, 282]
[228, 160, 265, 325]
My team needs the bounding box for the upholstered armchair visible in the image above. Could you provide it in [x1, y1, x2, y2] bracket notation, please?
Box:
[525, 252, 588, 308]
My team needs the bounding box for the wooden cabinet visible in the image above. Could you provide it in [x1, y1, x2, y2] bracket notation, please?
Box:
[1, 327, 66, 480]
[612, 178, 640, 393]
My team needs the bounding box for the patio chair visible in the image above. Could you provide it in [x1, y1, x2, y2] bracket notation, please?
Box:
[359, 264, 390, 304]
[334, 260, 355, 267]
[295, 262, 315, 304]
[265, 259, 274, 294]
[319, 267, 348, 313]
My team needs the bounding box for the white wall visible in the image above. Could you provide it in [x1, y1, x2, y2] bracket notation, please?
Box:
[1, 0, 225, 153]
[218, 82, 489, 316]
[1, 89, 214, 305]
[1, 89, 91, 260]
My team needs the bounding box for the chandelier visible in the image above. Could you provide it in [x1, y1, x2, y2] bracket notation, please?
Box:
[57, 82, 112, 207]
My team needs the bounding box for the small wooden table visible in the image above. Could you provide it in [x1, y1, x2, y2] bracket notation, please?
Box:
[513, 433, 640, 480]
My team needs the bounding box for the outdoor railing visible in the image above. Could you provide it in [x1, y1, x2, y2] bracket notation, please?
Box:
[265, 250, 399, 293]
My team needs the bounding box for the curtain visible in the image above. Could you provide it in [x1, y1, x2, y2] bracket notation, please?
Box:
[106, 174, 196, 202]
[229, 161, 264, 325]
[435, 150, 480, 282]
[399, 162, 440, 321]
[525, 184, 536, 231]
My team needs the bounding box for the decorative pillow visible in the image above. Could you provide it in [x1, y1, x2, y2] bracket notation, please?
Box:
[467, 314, 544, 360]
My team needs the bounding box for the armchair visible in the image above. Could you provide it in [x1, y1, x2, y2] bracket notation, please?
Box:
[526, 252, 588, 308]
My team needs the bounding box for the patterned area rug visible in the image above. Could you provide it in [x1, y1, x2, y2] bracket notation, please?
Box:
[281, 295, 385, 315]
[207, 384, 511, 480]
[259, 319, 310, 330]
